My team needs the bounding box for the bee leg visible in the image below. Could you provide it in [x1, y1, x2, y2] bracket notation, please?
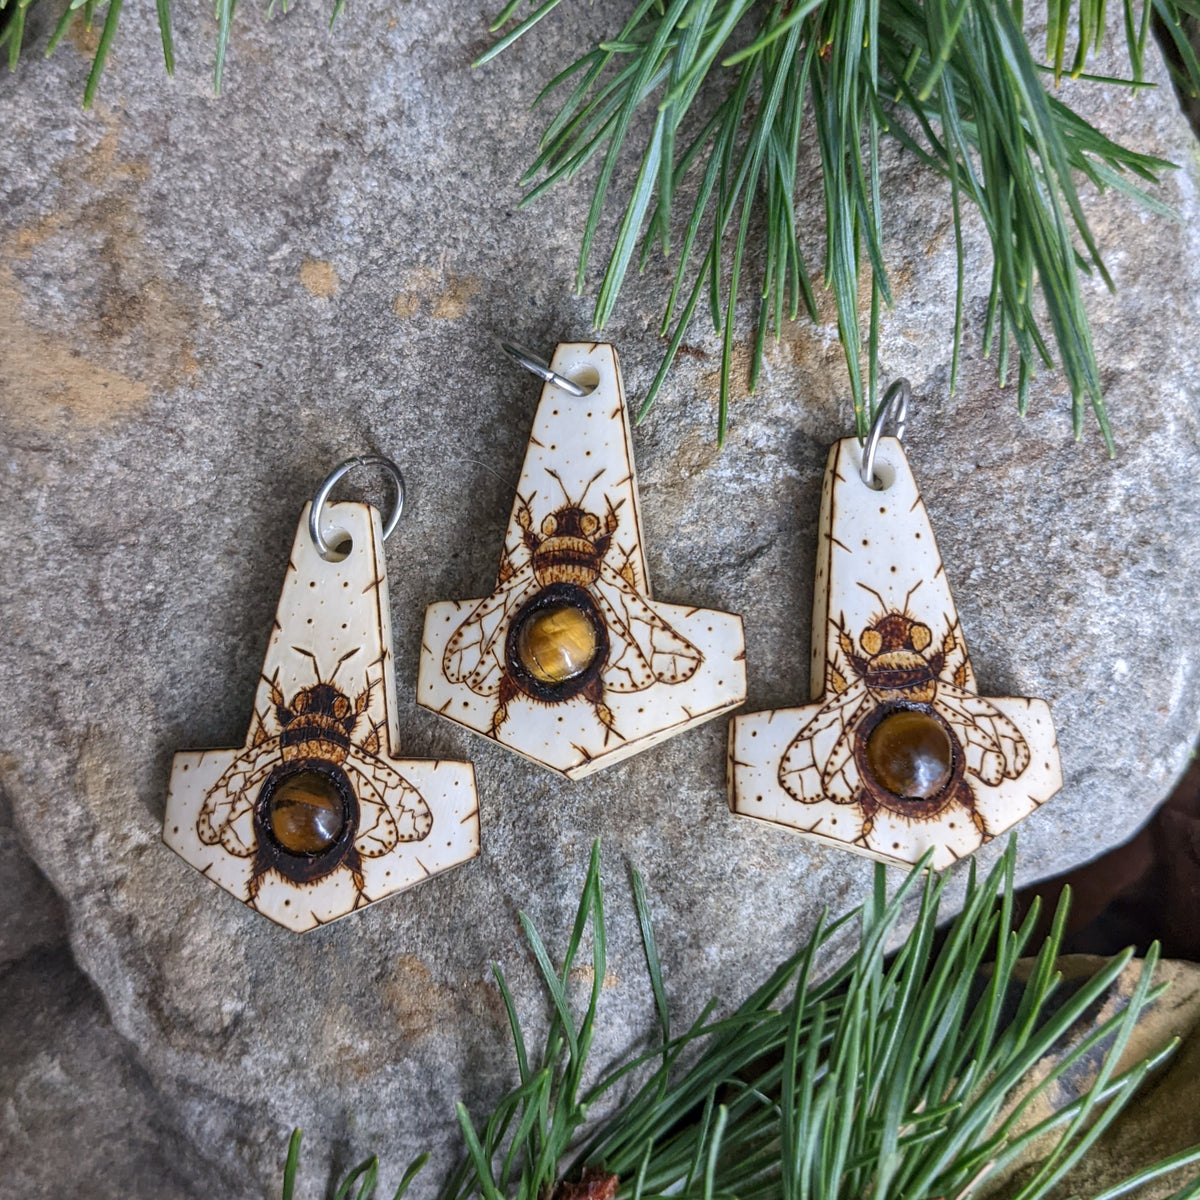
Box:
[361, 717, 386, 756]
[970, 805, 993, 842]
[516, 494, 540, 554]
[950, 779, 991, 842]
[355, 672, 380, 720]
[596, 703, 621, 745]
[490, 676, 520, 737]
[347, 853, 369, 909]
[854, 797, 878, 849]
[583, 678, 623, 745]
[604, 495, 620, 537]
[245, 860, 269, 910]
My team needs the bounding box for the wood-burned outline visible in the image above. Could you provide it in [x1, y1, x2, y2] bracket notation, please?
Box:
[442, 469, 703, 742]
[196, 646, 433, 910]
[779, 584, 1032, 851]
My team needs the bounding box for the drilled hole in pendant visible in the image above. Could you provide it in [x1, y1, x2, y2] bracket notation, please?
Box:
[865, 461, 897, 492]
[515, 602, 602, 686]
[318, 530, 353, 562]
[865, 709, 953, 800]
[567, 364, 600, 394]
[267, 770, 346, 854]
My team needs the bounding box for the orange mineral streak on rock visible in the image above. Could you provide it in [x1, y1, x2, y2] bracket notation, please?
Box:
[0, 265, 151, 429]
[1, 120, 203, 434]
[391, 265, 482, 320]
[431, 271, 482, 319]
[382, 954, 506, 1040]
[299, 258, 339, 298]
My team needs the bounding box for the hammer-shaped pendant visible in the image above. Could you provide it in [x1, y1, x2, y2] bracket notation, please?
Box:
[728, 389, 1062, 869]
[165, 461, 480, 931]
[419, 342, 746, 779]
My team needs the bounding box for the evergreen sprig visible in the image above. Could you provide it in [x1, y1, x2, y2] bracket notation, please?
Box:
[282, 1130, 430, 1200]
[0, 0, 335, 106]
[477, 0, 1200, 445]
[286, 840, 1200, 1199]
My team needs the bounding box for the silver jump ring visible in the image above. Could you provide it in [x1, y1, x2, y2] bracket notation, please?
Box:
[861, 379, 911, 490]
[310, 455, 405, 561]
[499, 339, 593, 397]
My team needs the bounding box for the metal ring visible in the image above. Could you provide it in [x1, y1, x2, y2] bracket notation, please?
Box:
[309, 455, 405, 560]
[861, 379, 911, 490]
[498, 339, 594, 397]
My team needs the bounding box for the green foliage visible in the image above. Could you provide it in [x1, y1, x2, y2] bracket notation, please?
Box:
[436, 838, 1200, 1200]
[285, 839, 1200, 1199]
[0, 0, 332, 105]
[281, 1128, 430, 1200]
[477, 0, 1200, 445]
[6, 0, 1198, 448]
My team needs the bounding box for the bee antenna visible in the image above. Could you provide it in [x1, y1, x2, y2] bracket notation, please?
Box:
[329, 647, 361, 682]
[291, 645, 322, 681]
[546, 467, 605, 507]
[902, 581, 923, 614]
[855, 582, 888, 609]
[577, 468, 605, 506]
[545, 468, 573, 504]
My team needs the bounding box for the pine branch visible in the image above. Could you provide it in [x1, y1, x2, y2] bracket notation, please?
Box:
[477, 0, 1200, 445]
[0, 0, 344, 105]
[282, 1129, 430, 1200]
[284, 839, 1200, 1199]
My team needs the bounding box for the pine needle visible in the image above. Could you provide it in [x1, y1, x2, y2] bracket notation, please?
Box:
[6, 0, 346, 102]
[283, 839, 1200, 1199]
[478, 0, 1200, 445]
[422, 838, 1200, 1200]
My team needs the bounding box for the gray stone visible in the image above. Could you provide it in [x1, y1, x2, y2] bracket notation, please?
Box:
[0, 0, 1198, 1195]
[0, 787, 66, 968]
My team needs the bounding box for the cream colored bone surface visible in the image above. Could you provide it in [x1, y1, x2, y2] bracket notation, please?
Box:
[419, 343, 746, 778]
[165, 501, 480, 932]
[728, 438, 1062, 869]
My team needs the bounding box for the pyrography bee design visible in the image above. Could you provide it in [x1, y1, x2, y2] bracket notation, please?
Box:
[197, 647, 432, 908]
[779, 586, 1031, 847]
[442, 469, 703, 740]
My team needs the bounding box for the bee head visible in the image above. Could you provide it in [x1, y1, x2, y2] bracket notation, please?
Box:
[861, 614, 932, 656]
[285, 683, 356, 731]
[544, 506, 602, 541]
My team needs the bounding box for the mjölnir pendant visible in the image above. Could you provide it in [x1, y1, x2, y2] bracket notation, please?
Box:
[418, 342, 746, 778]
[165, 502, 480, 931]
[728, 436, 1062, 869]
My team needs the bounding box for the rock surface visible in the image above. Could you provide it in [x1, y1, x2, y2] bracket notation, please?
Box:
[1, 1, 1199, 1194]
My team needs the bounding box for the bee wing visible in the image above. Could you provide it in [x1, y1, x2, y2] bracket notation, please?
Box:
[934, 684, 1032, 786]
[197, 740, 279, 857]
[593, 563, 704, 693]
[443, 565, 539, 697]
[343, 750, 433, 856]
[779, 685, 870, 805]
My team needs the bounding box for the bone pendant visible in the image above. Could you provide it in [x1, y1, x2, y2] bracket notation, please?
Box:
[728, 437, 1062, 870]
[165, 501, 480, 931]
[419, 342, 746, 779]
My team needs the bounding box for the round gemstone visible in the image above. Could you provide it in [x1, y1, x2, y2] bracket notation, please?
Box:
[516, 602, 601, 685]
[865, 709, 953, 799]
[267, 771, 345, 854]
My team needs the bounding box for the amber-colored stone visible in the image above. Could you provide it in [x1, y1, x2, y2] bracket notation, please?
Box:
[268, 770, 345, 854]
[865, 709, 952, 799]
[516, 602, 600, 685]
